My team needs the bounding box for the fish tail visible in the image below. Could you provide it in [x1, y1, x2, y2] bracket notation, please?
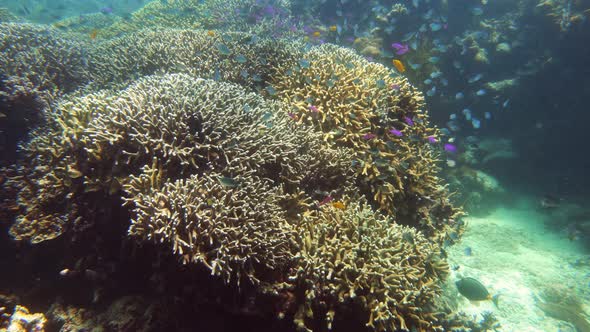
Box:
[491, 294, 500, 307]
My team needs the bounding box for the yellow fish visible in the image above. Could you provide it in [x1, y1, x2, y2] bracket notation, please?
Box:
[312, 31, 321, 37]
[89, 29, 98, 40]
[329, 25, 338, 32]
[207, 30, 216, 37]
[331, 201, 346, 210]
[392, 59, 406, 73]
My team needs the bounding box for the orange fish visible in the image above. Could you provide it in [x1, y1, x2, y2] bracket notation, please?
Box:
[89, 29, 98, 40]
[207, 30, 216, 37]
[331, 201, 346, 210]
[312, 31, 321, 37]
[393, 59, 406, 73]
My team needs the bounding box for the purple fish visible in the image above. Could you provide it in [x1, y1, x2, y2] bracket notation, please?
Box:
[308, 105, 319, 112]
[390, 84, 401, 91]
[444, 143, 457, 153]
[100, 6, 113, 14]
[391, 42, 409, 55]
[389, 128, 403, 137]
[427, 136, 437, 144]
[362, 133, 377, 140]
[404, 116, 414, 126]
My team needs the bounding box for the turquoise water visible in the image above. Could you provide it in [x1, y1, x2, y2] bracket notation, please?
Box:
[1, 0, 589, 331]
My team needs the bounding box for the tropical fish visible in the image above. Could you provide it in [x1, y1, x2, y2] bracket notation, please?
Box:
[444, 143, 457, 153]
[89, 29, 98, 40]
[430, 22, 442, 31]
[468, 73, 483, 83]
[484, 112, 492, 119]
[502, 99, 510, 108]
[216, 43, 231, 55]
[428, 56, 440, 64]
[427, 136, 437, 144]
[331, 201, 346, 210]
[319, 195, 334, 206]
[329, 25, 338, 32]
[218, 176, 239, 188]
[392, 59, 406, 73]
[391, 42, 409, 55]
[207, 30, 215, 37]
[404, 116, 414, 126]
[455, 92, 465, 100]
[426, 86, 436, 97]
[389, 128, 403, 137]
[476, 89, 487, 96]
[424, 79, 433, 85]
[456, 277, 499, 306]
[235, 54, 247, 63]
[472, 118, 481, 129]
[312, 31, 321, 37]
[464, 246, 473, 256]
[430, 71, 443, 79]
[308, 105, 319, 112]
[362, 133, 377, 140]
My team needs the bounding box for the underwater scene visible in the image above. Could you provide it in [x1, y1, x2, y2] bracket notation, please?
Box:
[0, 0, 589, 331]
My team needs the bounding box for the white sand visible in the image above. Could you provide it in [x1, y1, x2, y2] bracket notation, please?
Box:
[446, 197, 590, 331]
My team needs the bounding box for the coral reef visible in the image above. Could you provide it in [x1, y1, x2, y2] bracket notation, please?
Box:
[271, 44, 461, 240]
[2, 17, 464, 331]
[3, 305, 46, 332]
[288, 201, 450, 331]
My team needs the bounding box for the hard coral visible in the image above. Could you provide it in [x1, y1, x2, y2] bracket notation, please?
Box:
[288, 201, 449, 332]
[271, 44, 461, 240]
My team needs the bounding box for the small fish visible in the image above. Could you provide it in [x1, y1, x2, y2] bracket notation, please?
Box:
[484, 112, 492, 120]
[404, 116, 414, 126]
[468, 73, 483, 83]
[427, 136, 437, 144]
[390, 84, 401, 91]
[389, 128, 403, 137]
[447, 159, 456, 167]
[430, 22, 442, 31]
[464, 246, 473, 256]
[218, 176, 239, 188]
[430, 71, 443, 79]
[319, 195, 334, 206]
[217, 43, 232, 55]
[235, 55, 247, 63]
[331, 201, 346, 209]
[456, 277, 499, 306]
[207, 30, 215, 37]
[428, 56, 440, 64]
[329, 25, 338, 32]
[100, 6, 113, 14]
[312, 31, 321, 37]
[476, 89, 487, 96]
[449, 113, 457, 120]
[89, 29, 98, 40]
[392, 59, 406, 73]
[391, 42, 409, 55]
[540, 194, 560, 209]
[299, 59, 311, 69]
[362, 133, 377, 140]
[472, 118, 481, 129]
[424, 79, 433, 85]
[265, 86, 277, 96]
[308, 104, 319, 112]
[471, 7, 484, 16]
[502, 99, 510, 108]
[444, 143, 457, 153]
[455, 92, 464, 100]
[375, 79, 386, 88]
[426, 86, 436, 97]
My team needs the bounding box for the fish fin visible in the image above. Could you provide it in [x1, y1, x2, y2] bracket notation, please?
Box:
[491, 294, 500, 307]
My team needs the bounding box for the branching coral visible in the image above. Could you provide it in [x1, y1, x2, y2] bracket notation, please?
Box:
[271, 44, 462, 240]
[286, 201, 449, 331]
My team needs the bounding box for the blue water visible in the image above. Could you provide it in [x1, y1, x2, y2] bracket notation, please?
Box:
[1, 0, 589, 331]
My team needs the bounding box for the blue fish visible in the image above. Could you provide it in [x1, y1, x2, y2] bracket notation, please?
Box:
[502, 99, 510, 108]
[476, 89, 487, 96]
[428, 56, 440, 64]
[472, 118, 481, 129]
[468, 73, 483, 83]
[426, 86, 436, 97]
[424, 79, 433, 84]
[464, 247, 473, 256]
[430, 71, 443, 79]
[455, 92, 464, 100]
[484, 112, 492, 119]
[449, 113, 457, 120]
[430, 22, 442, 31]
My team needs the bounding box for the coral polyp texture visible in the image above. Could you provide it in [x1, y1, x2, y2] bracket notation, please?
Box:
[271, 44, 461, 240]
[3, 21, 463, 332]
[289, 201, 449, 331]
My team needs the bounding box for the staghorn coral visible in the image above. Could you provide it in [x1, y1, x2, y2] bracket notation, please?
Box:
[286, 201, 449, 332]
[271, 44, 461, 240]
[88, 29, 302, 91]
[10, 73, 356, 281]
[0, 23, 90, 107]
